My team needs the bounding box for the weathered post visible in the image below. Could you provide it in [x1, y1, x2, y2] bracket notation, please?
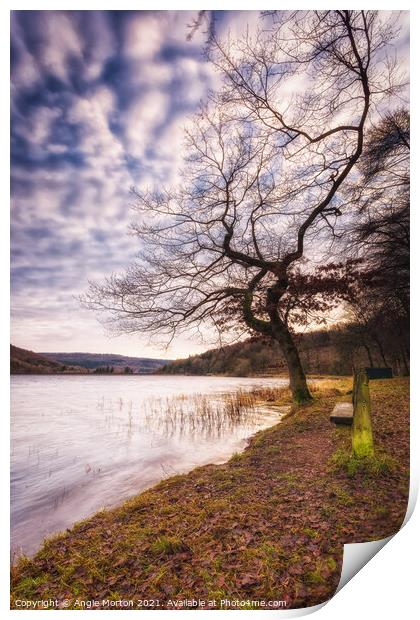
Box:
[352, 370, 375, 457]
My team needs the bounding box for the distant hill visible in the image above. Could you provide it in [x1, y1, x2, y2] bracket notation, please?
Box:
[40, 352, 171, 374]
[159, 328, 375, 377]
[11, 345, 87, 375]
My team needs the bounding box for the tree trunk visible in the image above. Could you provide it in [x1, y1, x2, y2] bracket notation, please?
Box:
[400, 348, 409, 375]
[372, 334, 388, 367]
[264, 282, 312, 403]
[272, 322, 312, 403]
[243, 278, 311, 403]
[363, 343, 374, 366]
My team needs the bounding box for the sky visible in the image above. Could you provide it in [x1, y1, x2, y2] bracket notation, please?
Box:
[10, 10, 262, 358]
[10, 10, 409, 359]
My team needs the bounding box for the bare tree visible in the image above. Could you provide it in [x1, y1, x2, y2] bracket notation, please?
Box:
[82, 11, 402, 402]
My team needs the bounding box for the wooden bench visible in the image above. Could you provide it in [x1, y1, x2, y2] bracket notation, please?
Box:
[329, 371, 375, 456]
[330, 402, 353, 426]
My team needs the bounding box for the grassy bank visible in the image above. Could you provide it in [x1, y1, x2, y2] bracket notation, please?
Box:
[11, 378, 409, 610]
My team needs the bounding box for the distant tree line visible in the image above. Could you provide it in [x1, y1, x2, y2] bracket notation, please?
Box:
[92, 365, 135, 374]
[160, 319, 408, 378]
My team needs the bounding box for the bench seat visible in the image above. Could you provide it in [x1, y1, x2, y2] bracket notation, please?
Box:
[330, 402, 353, 425]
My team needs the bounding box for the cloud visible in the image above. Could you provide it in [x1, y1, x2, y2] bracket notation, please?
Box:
[39, 13, 83, 82]
[124, 14, 164, 61]
[10, 15, 41, 89]
[14, 105, 62, 149]
[11, 10, 409, 358]
[125, 90, 169, 159]
[10, 10, 221, 356]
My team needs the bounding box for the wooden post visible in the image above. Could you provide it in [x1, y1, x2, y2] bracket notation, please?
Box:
[352, 370, 375, 457]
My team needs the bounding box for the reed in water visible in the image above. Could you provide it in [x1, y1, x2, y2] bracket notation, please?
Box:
[143, 386, 289, 440]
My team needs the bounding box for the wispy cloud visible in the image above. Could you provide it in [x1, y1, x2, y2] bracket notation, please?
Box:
[10, 10, 224, 356]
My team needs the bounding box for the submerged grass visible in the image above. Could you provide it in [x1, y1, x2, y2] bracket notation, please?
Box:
[11, 377, 409, 610]
[144, 386, 290, 441]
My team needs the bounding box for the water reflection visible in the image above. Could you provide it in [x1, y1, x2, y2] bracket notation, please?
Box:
[11, 375, 288, 556]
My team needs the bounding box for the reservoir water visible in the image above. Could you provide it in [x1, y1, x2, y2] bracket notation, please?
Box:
[11, 374, 288, 556]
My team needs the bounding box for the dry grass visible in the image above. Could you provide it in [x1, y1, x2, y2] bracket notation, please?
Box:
[10, 377, 409, 610]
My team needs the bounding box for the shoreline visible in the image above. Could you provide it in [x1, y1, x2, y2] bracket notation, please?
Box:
[11, 378, 409, 610]
[10, 372, 348, 379]
[12, 399, 289, 560]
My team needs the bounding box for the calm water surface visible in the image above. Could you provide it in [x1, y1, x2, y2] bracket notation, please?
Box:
[11, 375, 288, 555]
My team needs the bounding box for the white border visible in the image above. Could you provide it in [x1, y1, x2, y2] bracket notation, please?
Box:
[3, 2, 417, 618]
